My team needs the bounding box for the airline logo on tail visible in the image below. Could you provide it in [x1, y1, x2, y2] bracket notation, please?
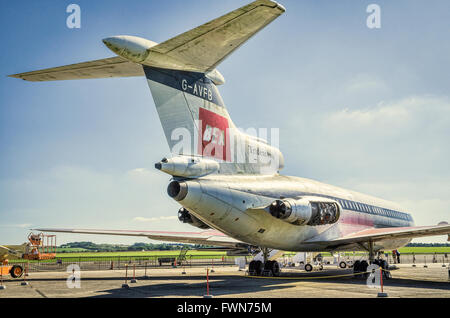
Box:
[198, 108, 231, 162]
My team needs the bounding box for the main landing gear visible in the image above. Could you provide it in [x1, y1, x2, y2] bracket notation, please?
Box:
[248, 248, 281, 277]
[352, 241, 391, 279]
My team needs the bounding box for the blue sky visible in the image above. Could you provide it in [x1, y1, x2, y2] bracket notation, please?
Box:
[1, 0, 450, 245]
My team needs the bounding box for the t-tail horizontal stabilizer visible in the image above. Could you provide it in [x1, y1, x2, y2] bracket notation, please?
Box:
[9, 0, 285, 81]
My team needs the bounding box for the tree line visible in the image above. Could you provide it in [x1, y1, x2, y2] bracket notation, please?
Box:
[406, 243, 450, 247]
[58, 242, 208, 253]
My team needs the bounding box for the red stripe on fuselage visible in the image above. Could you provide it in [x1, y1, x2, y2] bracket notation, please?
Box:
[340, 212, 374, 227]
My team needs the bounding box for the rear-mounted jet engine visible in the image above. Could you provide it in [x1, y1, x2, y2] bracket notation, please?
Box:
[268, 198, 340, 226]
[155, 156, 220, 178]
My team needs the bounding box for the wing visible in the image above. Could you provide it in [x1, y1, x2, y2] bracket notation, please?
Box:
[34, 228, 247, 249]
[147, 0, 286, 72]
[0, 245, 24, 258]
[0, 245, 10, 256]
[8, 57, 144, 82]
[305, 224, 450, 248]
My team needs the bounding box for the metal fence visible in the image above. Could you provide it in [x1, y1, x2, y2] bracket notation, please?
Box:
[278, 253, 450, 267]
[8, 255, 240, 273]
[388, 253, 449, 265]
[8, 253, 449, 273]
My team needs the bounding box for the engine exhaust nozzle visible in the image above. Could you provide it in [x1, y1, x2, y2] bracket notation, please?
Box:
[167, 181, 188, 202]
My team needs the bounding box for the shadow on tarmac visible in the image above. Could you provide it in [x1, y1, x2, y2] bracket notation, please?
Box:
[82, 269, 450, 298]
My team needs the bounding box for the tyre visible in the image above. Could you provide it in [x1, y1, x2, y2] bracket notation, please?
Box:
[353, 260, 361, 273]
[249, 260, 264, 276]
[271, 261, 281, 277]
[249, 261, 256, 275]
[339, 261, 347, 269]
[360, 261, 369, 272]
[10, 265, 24, 279]
[360, 260, 369, 278]
[264, 261, 274, 271]
[304, 263, 313, 272]
[254, 260, 263, 276]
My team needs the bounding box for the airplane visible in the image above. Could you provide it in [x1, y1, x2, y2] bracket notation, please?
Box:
[9, 0, 450, 277]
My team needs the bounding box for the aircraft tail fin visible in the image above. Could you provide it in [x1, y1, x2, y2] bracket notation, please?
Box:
[144, 66, 233, 162]
[142, 1, 285, 173]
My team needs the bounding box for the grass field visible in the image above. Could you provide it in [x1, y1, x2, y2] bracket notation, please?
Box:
[397, 247, 450, 254]
[9, 247, 449, 263]
[9, 250, 228, 263]
[55, 250, 227, 258]
[55, 247, 450, 258]
[61, 247, 449, 257]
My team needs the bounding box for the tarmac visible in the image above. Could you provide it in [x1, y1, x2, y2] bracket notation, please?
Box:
[0, 264, 449, 298]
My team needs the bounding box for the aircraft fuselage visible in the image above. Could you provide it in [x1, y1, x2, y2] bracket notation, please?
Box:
[172, 174, 414, 252]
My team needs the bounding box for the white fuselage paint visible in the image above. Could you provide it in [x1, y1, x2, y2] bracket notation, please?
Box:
[176, 174, 414, 252]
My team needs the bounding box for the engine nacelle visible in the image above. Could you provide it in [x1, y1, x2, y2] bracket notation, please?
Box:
[155, 156, 220, 178]
[178, 208, 210, 230]
[269, 197, 340, 226]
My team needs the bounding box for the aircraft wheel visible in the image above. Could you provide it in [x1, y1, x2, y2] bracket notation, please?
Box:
[318, 264, 324, 271]
[250, 260, 263, 276]
[264, 261, 273, 273]
[353, 260, 361, 274]
[256, 261, 264, 276]
[360, 260, 369, 271]
[10, 265, 24, 278]
[339, 261, 347, 269]
[249, 261, 257, 276]
[271, 261, 281, 277]
[304, 263, 313, 272]
[360, 261, 369, 278]
[249, 261, 255, 275]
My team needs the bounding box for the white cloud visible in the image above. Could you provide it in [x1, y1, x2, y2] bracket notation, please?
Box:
[282, 95, 450, 242]
[343, 74, 389, 96]
[0, 165, 185, 244]
[323, 95, 450, 134]
[291, 95, 450, 178]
